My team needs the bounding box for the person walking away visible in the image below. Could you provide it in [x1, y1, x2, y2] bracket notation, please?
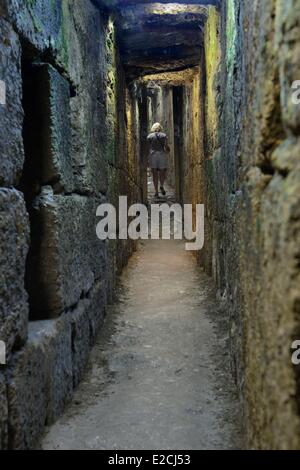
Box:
[147, 123, 170, 199]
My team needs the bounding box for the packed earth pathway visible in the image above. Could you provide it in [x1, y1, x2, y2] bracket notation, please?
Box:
[42, 219, 243, 450]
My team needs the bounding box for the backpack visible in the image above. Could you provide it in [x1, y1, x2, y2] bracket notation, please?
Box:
[155, 133, 170, 153]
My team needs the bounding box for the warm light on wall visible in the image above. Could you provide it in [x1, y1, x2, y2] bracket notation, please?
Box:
[144, 3, 208, 16]
[141, 67, 200, 86]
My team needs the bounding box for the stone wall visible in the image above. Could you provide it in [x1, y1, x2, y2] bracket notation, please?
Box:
[203, 0, 300, 449]
[2, 0, 300, 452]
[0, 0, 141, 449]
[181, 67, 205, 215]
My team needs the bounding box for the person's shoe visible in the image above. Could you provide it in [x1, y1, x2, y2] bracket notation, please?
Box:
[154, 192, 159, 199]
[160, 186, 166, 196]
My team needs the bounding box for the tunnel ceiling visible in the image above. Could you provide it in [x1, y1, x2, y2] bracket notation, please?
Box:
[98, 0, 219, 7]
[95, 1, 219, 80]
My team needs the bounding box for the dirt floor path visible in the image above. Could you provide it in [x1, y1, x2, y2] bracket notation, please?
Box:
[42, 213, 243, 449]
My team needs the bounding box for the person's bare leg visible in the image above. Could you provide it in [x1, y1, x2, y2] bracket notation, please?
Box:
[159, 169, 167, 195]
[152, 169, 159, 196]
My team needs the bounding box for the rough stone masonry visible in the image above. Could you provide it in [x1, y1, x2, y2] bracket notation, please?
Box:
[0, 0, 141, 449]
[0, 0, 300, 450]
[206, 0, 300, 450]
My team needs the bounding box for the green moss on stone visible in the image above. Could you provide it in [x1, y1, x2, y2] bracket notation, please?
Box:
[204, 6, 221, 155]
[57, 0, 70, 69]
[226, 0, 237, 72]
[26, 0, 37, 8]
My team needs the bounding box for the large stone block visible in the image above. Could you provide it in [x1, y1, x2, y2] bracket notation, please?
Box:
[55, 278, 108, 393]
[0, 189, 29, 357]
[26, 187, 107, 319]
[7, 317, 73, 449]
[37, 318, 73, 424]
[71, 302, 90, 388]
[7, 333, 47, 449]
[70, 93, 108, 195]
[0, 0, 62, 56]
[1, 0, 106, 94]
[242, 156, 300, 449]
[88, 279, 107, 346]
[276, 0, 300, 135]
[6, 290, 108, 449]
[27, 63, 73, 193]
[70, 279, 107, 389]
[0, 18, 24, 187]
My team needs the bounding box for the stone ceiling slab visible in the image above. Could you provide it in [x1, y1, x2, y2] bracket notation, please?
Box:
[97, 0, 219, 7]
[140, 66, 200, 85]
[120, 29, 202, 52]
[92, 1, 219, 79]
[123, 44, 201, 79]
[118, 3, 209, 30]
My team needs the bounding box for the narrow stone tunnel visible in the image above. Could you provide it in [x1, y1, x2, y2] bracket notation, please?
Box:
[0, 0, 300, 451]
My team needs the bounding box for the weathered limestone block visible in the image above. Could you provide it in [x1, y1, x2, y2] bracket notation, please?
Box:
[204, 6, 221, 156]
[70, 94, 89, 189]
[32, 64, 73, 192]
[70, 92, 108, 195]
[25, 187, 62, 320]
[212, 221, 226, 291]
[0, 189, 29, 357]
[88, 279, 107, 346]
[7, 317, 73, 449]
[1, 0, 113, 196]
[71, 302, 90, 388]
[0, 373, 8, 450]
[70, 278, 108, 385]
[57, 2, 109, 194]
[0, 0, 62, 56]
[27, 187, 106, 319]
[57, 0, 107, 90]
[233, 0, 300, 449]
[5, 280, 108, 449]
[7, 334, 47, 450]
[107, 238, 118, 304]
[1, 0, 107, 95]
[272, 136, 300, 174]
[34, 318, 73, 424]
[276, 0, 300, 134]
[0, 18, 24, 187]
[240, 153, 300, 449]
[65, 280, 107, 389]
